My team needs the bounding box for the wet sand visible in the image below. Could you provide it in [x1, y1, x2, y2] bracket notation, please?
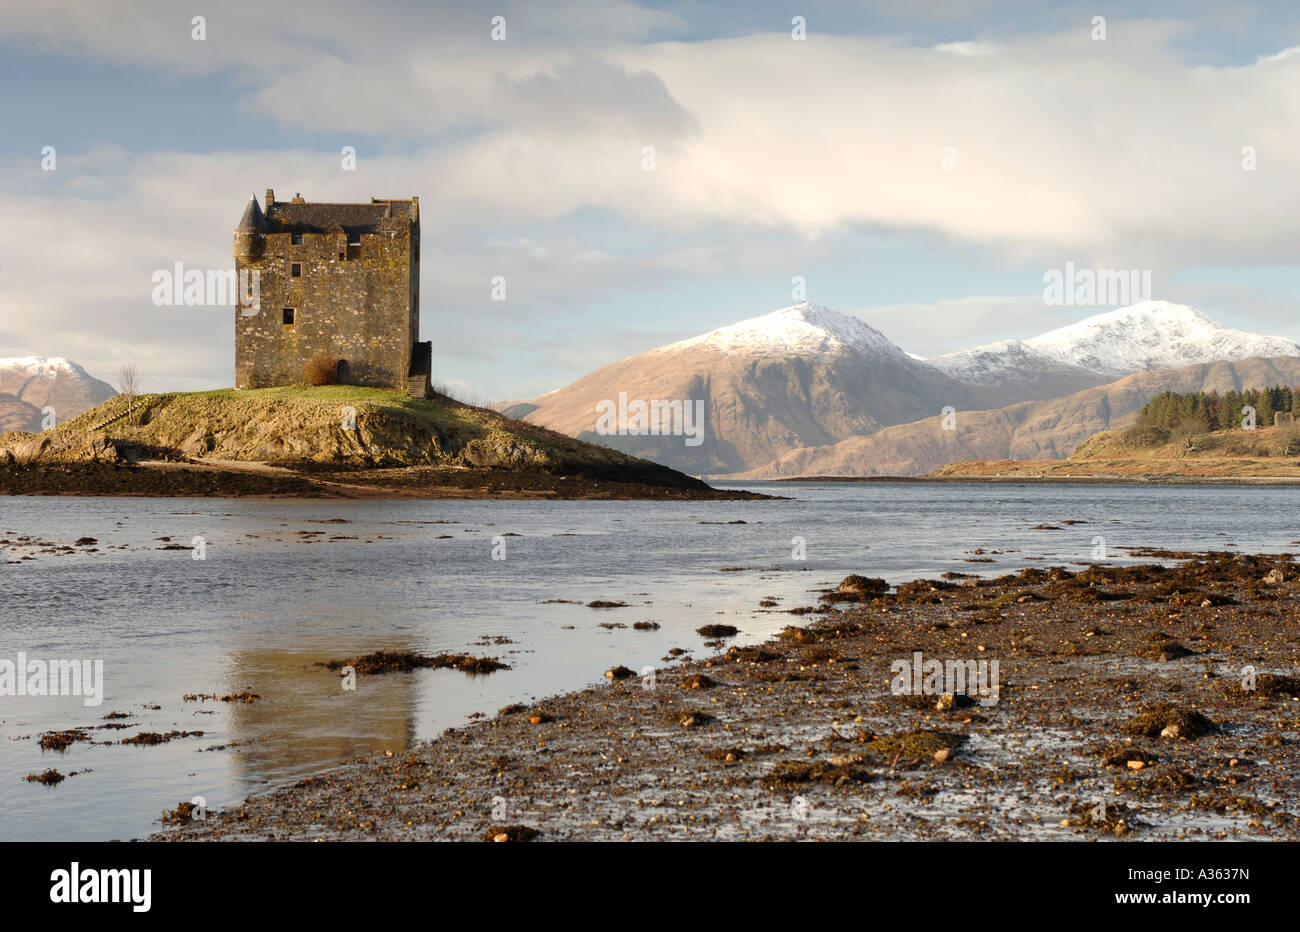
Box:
[156, 550, 1300, 841]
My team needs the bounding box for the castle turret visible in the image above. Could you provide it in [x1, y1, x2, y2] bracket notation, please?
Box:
[234, 193, 265, 259]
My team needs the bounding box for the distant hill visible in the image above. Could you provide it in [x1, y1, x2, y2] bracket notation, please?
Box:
[494, 401, 540, 420]
[0, 393, 42, 432]
[0, 357, 116, 431]
[733, 355, 1300, 477]
[929, 421, 1300, 481]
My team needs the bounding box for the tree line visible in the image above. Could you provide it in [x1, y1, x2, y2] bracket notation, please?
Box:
[1134, 385, 1300, 434]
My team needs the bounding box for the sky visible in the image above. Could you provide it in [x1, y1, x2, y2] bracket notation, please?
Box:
[3, 0, 1300, 400]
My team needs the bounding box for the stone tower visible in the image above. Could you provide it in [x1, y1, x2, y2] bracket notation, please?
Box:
[233, 189, 429, 398]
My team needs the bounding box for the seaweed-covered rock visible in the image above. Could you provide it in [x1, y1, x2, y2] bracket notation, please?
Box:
[1122, 702, 1214, 740]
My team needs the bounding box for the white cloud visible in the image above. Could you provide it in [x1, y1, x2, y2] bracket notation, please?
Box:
[7, 9, 1300, 395]
[849, 295, 1051, 357]
[13, 10, 1300, 266]
[933, 40, 1000, 56]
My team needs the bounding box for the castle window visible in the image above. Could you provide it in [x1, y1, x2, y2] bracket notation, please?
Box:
[282, 308, 295, 325]
[291, 263, 301, 277]
[291, 233, 303, 246]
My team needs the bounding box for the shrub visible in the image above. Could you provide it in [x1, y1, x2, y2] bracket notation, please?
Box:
[1168, 417, 1209, 452]
[1121, 425, 1169, 448]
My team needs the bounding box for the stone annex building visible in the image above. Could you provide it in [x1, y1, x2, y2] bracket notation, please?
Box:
[233, 189, 431, 398]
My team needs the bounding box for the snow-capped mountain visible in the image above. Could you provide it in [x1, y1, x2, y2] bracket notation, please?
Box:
[0, 357, 117, 431]
[1023, 300, 1300, 376]
[509, 298, 1300, 477]
[661, 302, 910, 360]
[925, 338, 1109, 397]
[739, 354, 1300, 479]
[520, 302, 1002, 475]
[924, 301, 1300, 398]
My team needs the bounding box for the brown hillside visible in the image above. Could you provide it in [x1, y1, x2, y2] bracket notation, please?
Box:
[736, 356, 1300, 478]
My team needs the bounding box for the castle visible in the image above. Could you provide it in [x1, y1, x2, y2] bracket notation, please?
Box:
[233, 189, 430, 398]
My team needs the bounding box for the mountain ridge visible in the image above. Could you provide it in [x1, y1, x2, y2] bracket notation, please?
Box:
[732, 355, 1300, 478]
[0, 356, 117, 431]
[517, 299, 1300, 476]
[520, 302, 1010, 474]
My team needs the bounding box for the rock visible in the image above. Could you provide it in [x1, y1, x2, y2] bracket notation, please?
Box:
[1147, 640, 1194, 661]
[605, 665, 636, 681]
[935, 692, 975, 711]
[837, 575, 889, 598]
[1123, 701, 1215, 740]
[493, 833, 509, 843]
[678, 711, 715, 728]
[933, 748, 951, 762]
[1127, 759, 1146, 770]
[1264, 568, 1285, 585]
[680, 673, 717, 690]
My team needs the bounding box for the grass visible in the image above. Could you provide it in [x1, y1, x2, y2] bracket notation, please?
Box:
[931, 424, 1300, 480]
[22, 384, 680, 477]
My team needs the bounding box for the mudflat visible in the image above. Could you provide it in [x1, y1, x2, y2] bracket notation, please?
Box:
[156, 550, 1300, 841]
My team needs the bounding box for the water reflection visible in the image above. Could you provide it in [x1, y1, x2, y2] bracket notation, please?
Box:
[220, 641, 420, 788]
[6, 482, 1300, 841]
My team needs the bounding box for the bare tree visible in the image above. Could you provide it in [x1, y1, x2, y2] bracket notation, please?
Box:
[117, 362, 141, 425]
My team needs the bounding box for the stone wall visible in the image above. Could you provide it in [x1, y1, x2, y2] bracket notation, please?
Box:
[234, 225, 415, 389]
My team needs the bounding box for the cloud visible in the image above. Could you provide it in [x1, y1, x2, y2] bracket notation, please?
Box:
[848, 295, 1052, 357]
[7, 6, 1300, 398]
[600, 24, 1300, 264]
[13, 9, 1300, 268]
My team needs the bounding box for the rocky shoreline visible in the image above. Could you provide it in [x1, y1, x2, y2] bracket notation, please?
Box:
[0, 460, 769, 501]
[757, 474, 1300, 485]
[155, 550, 1300, 841]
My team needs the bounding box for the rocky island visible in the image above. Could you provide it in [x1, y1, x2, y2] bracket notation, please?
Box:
[0, 386, 765, 501]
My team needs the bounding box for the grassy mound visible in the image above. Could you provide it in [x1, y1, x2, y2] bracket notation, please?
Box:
[0, 385, 710, 489]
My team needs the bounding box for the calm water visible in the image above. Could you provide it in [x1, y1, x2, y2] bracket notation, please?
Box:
[2, 481, 1297, 841]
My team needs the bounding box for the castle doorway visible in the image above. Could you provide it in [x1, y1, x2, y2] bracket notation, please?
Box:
[335, 359, 349, 384]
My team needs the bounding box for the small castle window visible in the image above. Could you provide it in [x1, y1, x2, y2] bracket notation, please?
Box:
[339, 252, 345, 261]
[291, 233, 303, 246]
[348, 234, 361, 247]
[291, 263, 301, 277]
[282, 308, 295, 325]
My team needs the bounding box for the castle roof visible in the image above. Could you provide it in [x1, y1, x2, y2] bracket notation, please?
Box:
[265, 198, 417, 235]
[235, 194, 265, 233]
